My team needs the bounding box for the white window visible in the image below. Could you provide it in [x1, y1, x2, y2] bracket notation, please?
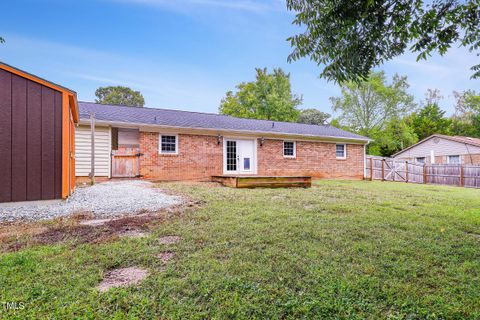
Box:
[416, 157, 425, 164]
[336, 144, 346, 159]
[447, 155, 460, 164]
[283, 141, 296, 158]
[159, 134, 178, 154]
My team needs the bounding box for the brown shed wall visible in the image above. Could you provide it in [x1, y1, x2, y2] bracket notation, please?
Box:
[0, 69, 63, 202]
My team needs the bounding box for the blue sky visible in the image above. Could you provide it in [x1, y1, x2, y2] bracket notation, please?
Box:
[1, 0, 478, 116]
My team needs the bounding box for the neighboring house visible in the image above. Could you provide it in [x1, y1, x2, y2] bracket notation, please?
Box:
[392, 134, 480, 165]
[0, 63, 79, 203]
[75, 102, 371, 181]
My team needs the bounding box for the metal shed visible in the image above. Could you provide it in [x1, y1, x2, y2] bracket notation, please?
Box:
[0, 63, 79, 203]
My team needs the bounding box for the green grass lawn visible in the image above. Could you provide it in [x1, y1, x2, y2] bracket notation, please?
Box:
[1, 181, 479, 319]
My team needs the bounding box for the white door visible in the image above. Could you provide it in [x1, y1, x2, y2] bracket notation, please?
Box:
[224, 139, 256, 174]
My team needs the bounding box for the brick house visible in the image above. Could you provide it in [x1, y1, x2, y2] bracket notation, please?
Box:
[392, 134, 480, 165]
[75, 102, 371, 182]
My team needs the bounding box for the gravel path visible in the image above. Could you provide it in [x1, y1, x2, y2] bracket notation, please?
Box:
[0, 180, 182, 223]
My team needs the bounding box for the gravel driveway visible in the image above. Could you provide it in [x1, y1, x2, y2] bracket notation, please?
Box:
[0, 180, 182, 223]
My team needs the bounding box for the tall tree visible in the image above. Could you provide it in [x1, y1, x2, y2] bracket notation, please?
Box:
[298, 108, 330, 125]
[286, 0, 480, 82]
[453, 90, 480, 116]
[0, 37, 4, 43]
[451, 90, 480, 137]
[330, 71, 415, 138]
[95, 86, 145, 107]
[219, 68, 302, 122]
[372, 117, 418, 156]
[406, 90, 451, 140]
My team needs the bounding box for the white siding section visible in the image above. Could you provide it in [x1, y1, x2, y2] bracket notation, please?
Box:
[75, 125, 111, 177]
[394, 137, 480, 160]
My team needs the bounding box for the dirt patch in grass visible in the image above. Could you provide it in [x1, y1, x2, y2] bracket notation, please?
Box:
[467, 232, 480, 239]
[0, 199, 202, 253]
[79, 218, 115, 226]
[157, 251, 175, 263]
[98, 267, 149, 292]
[119, 229, 150, 238]
[158, 235, 182, 244]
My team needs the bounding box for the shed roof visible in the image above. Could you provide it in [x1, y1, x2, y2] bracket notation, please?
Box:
[78, 102, 371, 142]
[0, 62, 76, 94]
[0, 62, 79, 122]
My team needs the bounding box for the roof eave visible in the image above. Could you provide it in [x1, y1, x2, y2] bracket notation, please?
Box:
[392, 134, 480, 157]
[77, 118, 371, 144]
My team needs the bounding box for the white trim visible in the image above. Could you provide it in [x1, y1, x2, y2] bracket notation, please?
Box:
[108, 126, 112, 178]
[336, 143, 347, 159]
[158, 133, 179, 155]
[283, 140, 296, 158]
[363, 143, 366, 178]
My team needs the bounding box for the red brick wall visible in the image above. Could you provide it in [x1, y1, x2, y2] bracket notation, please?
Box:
[139, 132, 223, 180]
[463, 154, 480, 165]
[139, 132, 365, 180]
[435, 156, 445, 164]
[257, 139, 364, 179]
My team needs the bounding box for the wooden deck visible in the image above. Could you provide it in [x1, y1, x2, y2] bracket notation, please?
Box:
[212, 175, 312, 188]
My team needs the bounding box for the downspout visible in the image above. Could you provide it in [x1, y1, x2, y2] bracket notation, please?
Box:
[464, 143, 473, 164]
[364, 141, 370, 179]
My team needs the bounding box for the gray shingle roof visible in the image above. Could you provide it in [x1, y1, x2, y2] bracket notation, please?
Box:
[78, 102, 370, 142]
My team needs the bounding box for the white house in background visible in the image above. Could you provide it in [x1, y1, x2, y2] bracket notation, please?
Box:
[392, 134, 480, 165]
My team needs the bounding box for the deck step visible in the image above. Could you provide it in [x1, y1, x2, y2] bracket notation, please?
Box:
[212, 176, 312, 188]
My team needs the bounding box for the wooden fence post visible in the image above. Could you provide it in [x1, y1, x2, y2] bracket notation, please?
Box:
[405, 161, 409, 183]
[381, 159, 385, 181]
[393, 159, 396, 182]
[370, 158, 373, 181]
[460, 165, 464, 187]
[423, 164, 427, 184]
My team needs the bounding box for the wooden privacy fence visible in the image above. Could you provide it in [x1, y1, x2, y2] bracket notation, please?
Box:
[366, 157, 480, 188]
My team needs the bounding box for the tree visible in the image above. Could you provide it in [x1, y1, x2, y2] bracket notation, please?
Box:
[406, 91, 451, 140]
[330, 71, 415, 138]
[451, 90, 480, 137]
[286, 0, 480, 82]
[0, 37, 4, 44]
[219, 68, 302, 122]
[372, 118, 418, 156]
[453, 90, 480, 117]
[95, 86, 145, 107]
[298, 108, 330, 125]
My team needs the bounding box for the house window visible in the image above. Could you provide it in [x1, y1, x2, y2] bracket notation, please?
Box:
[283, 141, 296, 158]
[226, 140, 237, 171]
[336, 144, 346, 159]
[447, 155, 460, 164]
[243, 158, 250, 170]
[159, 134, 178, 154]
[416, 157, 425, 164]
